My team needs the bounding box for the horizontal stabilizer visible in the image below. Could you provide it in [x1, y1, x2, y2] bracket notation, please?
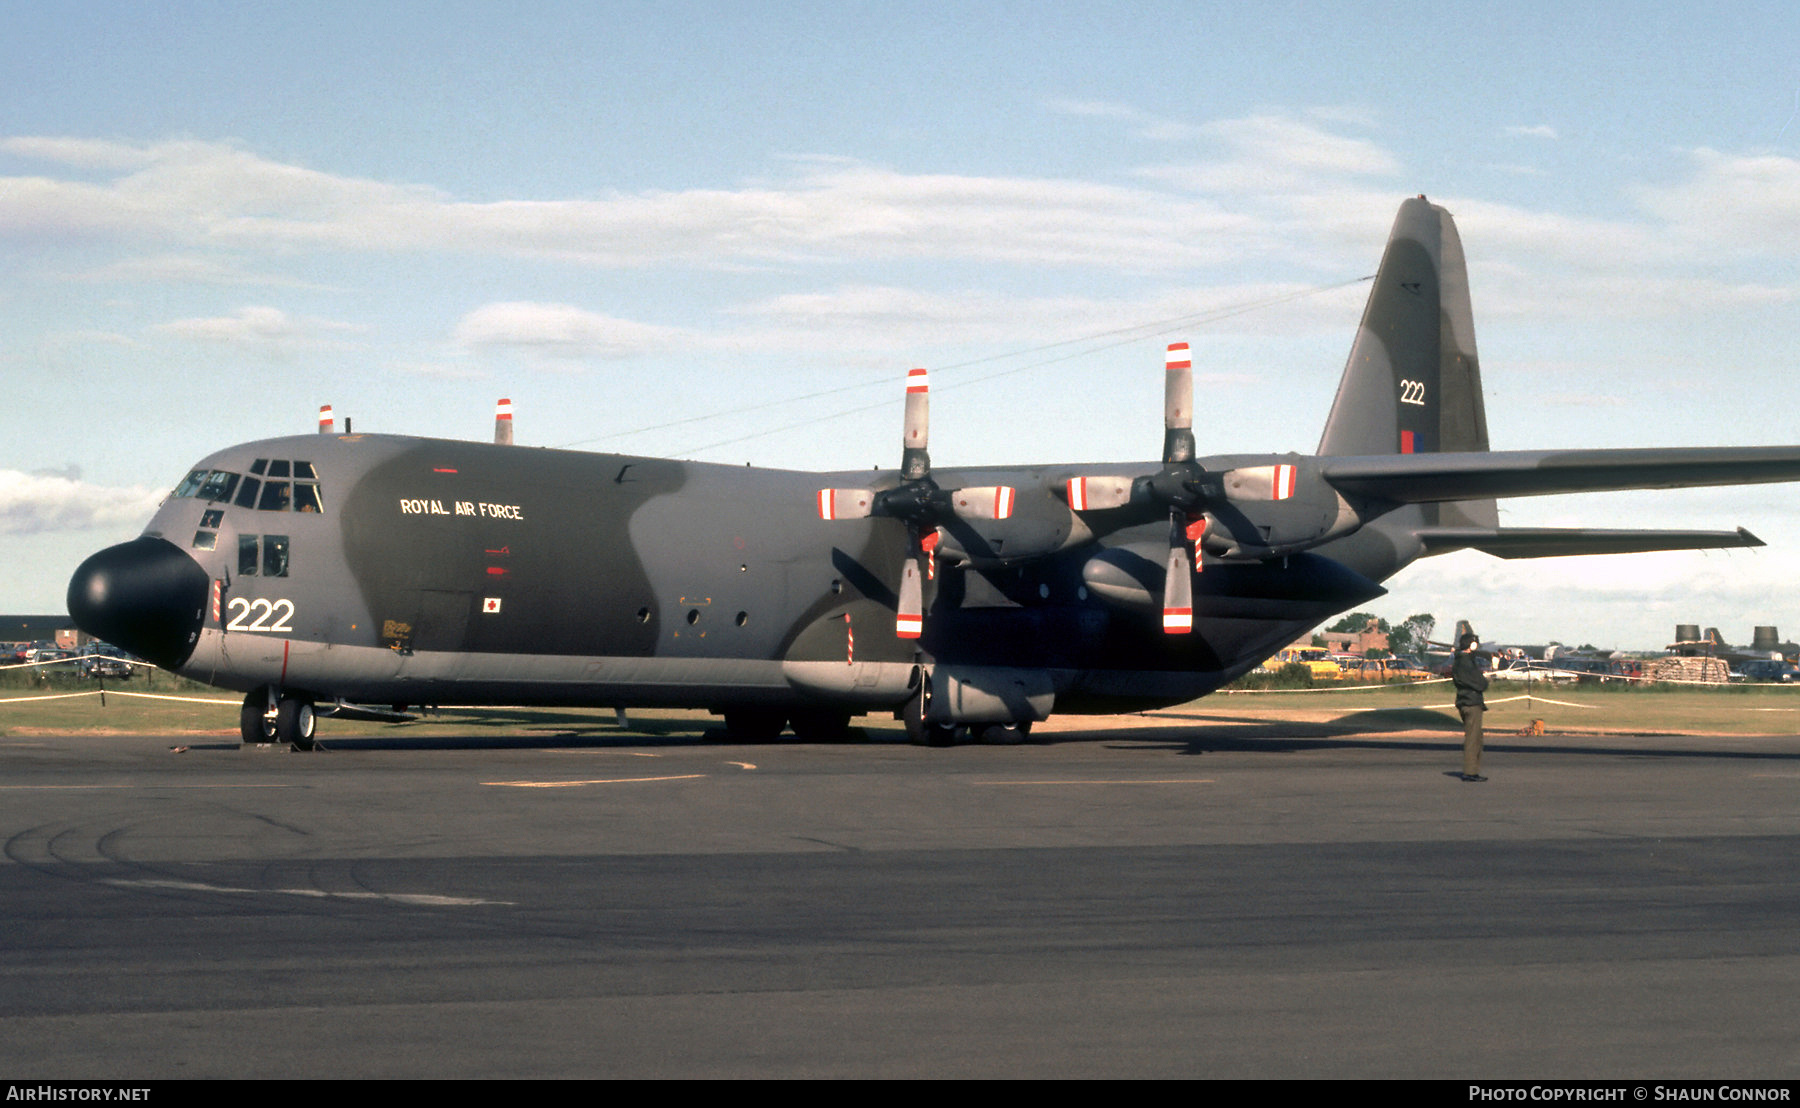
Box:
[1325, 446, 1800, 503]
[1417, 526, 1763, 560]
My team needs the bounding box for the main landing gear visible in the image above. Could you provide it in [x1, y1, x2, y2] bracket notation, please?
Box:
[900, 674, 1033, 746]
[239, 689, 316, 751]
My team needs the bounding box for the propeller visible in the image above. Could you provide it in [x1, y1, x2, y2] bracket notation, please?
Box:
[817, 368, 1016, 639]
[494, 398, 514, 445]
[1158, 342, 1201, 634]
[1065, 343, 1299, 635]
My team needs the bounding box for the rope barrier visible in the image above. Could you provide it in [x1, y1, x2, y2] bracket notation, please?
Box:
[0, 688, 237, 707]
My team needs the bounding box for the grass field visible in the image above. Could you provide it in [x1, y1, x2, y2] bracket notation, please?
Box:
[5, 667, 1800, 740]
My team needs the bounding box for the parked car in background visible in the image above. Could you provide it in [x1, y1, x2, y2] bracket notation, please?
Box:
[1553, 658, 1618, 684]
[1270, 647, 1344, 679]
[1485, 658, 1581, 684]
[23, 646, 76, 671]
[77, 643, 134, 679]
[1338, 657, 1437, 682]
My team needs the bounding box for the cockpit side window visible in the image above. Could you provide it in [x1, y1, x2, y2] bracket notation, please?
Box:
[199, 471, 239, 502]
[238, 535, 259, 576]
[262, 535, 289, 578]
[234, 477, 262, 509]
[174, 471, 209, 499]
[257, 481, 292, 512]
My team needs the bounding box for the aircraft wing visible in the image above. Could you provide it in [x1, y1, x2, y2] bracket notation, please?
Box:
[1321, 446, 1800, 503]
[1415, 525, 1762, 559]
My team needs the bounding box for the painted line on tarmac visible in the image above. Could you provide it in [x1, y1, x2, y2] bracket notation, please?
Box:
[972, 778, 1216, 786]
[482, 774, 707, 788]
[105, 878, 509, 907]
[0, 782, 301, 790]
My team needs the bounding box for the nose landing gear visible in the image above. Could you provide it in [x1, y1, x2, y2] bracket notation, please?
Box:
[239, 689, 316, 751]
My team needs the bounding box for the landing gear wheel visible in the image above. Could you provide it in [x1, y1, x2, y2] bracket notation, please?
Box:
[723, 709, 785, 743]
[789, 709, 851, 742]
[978, 721, 1031, 745]
[239, 691, 277, 745]
[277, 696, 316, 751]
[903, 677, 960, 747]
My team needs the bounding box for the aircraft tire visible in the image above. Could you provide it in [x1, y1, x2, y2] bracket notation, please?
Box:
[277, 696, 316, 752]
[904, 679, 960, 746]
[789, 709, 851, 742]
[239, 691, 277, 745]
[723, 708, 785, 742]
[903, 681, 943, 745]
[977, 721, 1030, 745]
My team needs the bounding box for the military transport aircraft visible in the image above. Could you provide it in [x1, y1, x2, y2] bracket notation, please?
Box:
[67, 197, 1800, 749]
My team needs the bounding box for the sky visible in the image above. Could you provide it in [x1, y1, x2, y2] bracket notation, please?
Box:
[5, 0, 1800, 650]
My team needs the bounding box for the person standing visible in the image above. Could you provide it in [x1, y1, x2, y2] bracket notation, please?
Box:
[1453, 631, 1489, 782]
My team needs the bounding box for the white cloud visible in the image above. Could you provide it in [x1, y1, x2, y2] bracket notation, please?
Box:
[1149, 113, 1400, 195]
[724, 280, 1364, 353]
[151, 305, 364, 349]
[452, 302, 683, 363]
[2, 136, 163, 170]
[72, 253, 328, 288]
[1043, 98, 1207, 142]
[1633, 148, 1800, 254]
[1503, 125, 1559, 140]
[0, 136, 1252, 270]
[393, 360, 486, 380]
[0, 469, 164, 536]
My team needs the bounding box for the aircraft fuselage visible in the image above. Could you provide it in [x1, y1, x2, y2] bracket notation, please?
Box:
[79, 431, 1393, 724]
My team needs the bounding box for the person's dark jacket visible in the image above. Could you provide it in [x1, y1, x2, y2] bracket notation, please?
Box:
[1453, 651, 1489, 710]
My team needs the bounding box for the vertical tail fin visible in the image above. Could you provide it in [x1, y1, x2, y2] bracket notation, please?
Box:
[1319, 196, 1495, 528]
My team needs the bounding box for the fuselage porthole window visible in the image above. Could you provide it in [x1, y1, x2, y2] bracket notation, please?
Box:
[193, 531, 217, 551]
[199, 509, 224, 529]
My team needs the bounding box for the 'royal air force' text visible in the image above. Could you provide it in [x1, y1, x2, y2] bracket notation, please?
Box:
[398, 499, 523, 520]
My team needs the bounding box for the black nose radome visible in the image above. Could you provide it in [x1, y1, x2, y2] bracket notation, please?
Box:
[67, 537, 210, 670]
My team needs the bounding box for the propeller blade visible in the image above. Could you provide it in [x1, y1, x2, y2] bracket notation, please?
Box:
[902, 367, 931, 481]
[1064, 475, 1133, 511]
[1222, 463, 1297, 501]
[1162, 510, 1195, 633]
[1163, 342, 1195, 464]
[817, 488, 876, 520]
[1185, 515, 1208, 567]
[494, 397, 514, 445]
[896, 551, 924, 638]
[951, 485, 1015, 520]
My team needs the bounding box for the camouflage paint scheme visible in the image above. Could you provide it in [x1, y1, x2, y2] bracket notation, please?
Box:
[68, 198, 1800, 746]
